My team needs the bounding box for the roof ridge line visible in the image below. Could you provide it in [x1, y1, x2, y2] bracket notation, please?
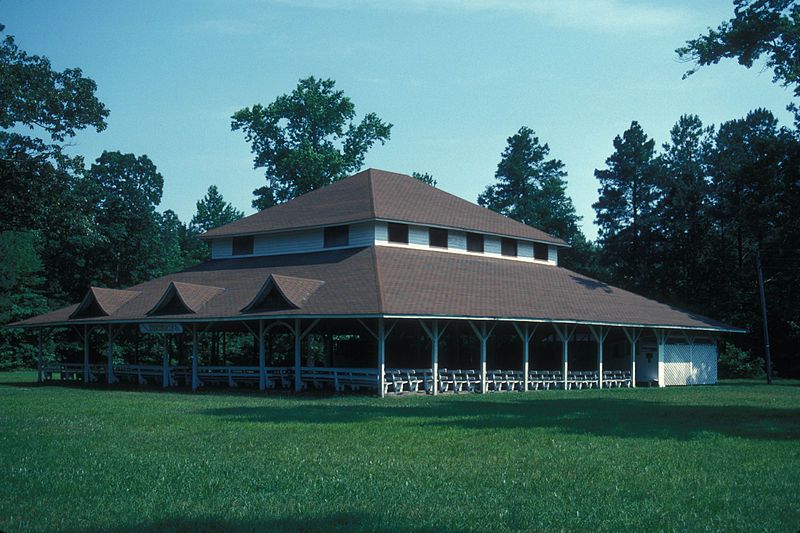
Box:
[371, 245, 385, 314]
[366, 168, 378, 219]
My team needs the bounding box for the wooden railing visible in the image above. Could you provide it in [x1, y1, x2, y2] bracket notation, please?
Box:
[41, 363, 631, 393]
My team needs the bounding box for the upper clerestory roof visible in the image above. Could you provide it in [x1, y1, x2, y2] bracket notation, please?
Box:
[200, 168, 568, 246]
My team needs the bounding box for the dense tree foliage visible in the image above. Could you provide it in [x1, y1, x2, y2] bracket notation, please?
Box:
[232, 76, 392, 209]
[677, 0, 800, 97]
[185, 185, 245, 264]
[0, 231, 49, 369]
[593, 122, 660, 292]
[478, 127, 600, 276]
[480, 128, 579, 237]
[83, 151, 165, 288]
[191, 185, 244, 233]
[0, 25, 234, 368]
[593, 111, 800, 376]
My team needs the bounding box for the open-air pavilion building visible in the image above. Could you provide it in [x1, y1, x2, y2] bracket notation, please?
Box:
[14, 169, 743, 396]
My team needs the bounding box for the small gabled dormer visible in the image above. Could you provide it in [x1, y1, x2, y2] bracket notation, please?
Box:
[147, 281, 224, 315]
[70, 287, 140, 319]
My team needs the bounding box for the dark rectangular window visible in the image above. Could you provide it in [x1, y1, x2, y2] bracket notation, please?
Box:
[428, 227, 448, 248]
[324, 225, 349, 248]
[466, 232, 484, 253]
[501, 237, 517, 257]
[533, 242, 549, 260]
[232, 236, 254, 256]
[387, 223, 409, 244]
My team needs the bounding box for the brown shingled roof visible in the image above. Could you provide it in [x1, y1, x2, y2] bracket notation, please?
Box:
[70, 287, 140, 319]
[200, 169, 567, 245]
[16, 247, 741, 332]
[242, 274, 324, 311]
[147, 281, 224, 315]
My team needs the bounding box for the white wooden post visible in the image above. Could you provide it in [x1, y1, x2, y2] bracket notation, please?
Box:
[432, 321, 439, 396]
[553, 324, 573, 389]
[258, 320, 266, 391]
[654, 329, 667, 388]
[294, 318, 302, 392]
[162, 337, 170, 388]
[562, 330, 568, 389]
[420, 320, 448, 396]
[37, 329, 44, 383]
[623, 327, 640, 388]
[191, 325, 199, 391]
[106, 325, 116, 384]
[522, 324, 529, 392]
[377, 318, 386, 398]
[479, 325, 487, 394]
[512, 323, 536, 392]
[589, 326, 609, 389]
[82, 325, 90, 384]
[468, 321, 495, 394]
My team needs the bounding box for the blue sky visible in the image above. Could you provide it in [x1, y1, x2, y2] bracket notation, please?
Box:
[5, 0, 794, 239]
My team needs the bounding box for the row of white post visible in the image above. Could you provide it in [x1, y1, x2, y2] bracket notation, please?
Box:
[35, 319, 671, 394]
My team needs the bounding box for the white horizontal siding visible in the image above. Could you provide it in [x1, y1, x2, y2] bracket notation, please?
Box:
[254, 228, 323, 255]
[448, 230, 466, 251]
[211, 220, 564, 266]
[518, 241, 533, 259]
[211, 238, 232, 259]
[485, 236, 502, 256]
[374, 221, 388, 242]
[548, 245, 558, 265]
[349, 222, 374, 247]
[409, 225, 428, 246]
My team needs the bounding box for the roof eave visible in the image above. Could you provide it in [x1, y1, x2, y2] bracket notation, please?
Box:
[200, 216, 569, 247]
[6, 313, 745, 334]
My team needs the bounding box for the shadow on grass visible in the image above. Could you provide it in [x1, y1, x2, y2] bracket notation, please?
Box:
[72, 512, 446, 533]
[0, 378, 374, 398]
[4, 376, 799, 443]
[200, 395, 800, 442]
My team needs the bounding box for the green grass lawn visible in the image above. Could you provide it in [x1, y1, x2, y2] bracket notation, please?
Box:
[1, 372, 798, 532]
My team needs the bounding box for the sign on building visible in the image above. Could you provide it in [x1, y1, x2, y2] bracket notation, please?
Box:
[139, 323, 183, 334]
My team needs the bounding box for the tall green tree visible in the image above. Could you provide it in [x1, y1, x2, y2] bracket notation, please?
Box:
[479, 127, 582, 242]
[0, 23, 108, 141]
[232, 76, 392, 209]
[186, 185, 245, 263]
[190, 185, 244, 233]
[593, 121, 659, 292]
[677, 1, 800, 97]
[0, 24, 107, 304]
[84, 151, 165, 288]
[653, 115, 715, 308]
[710, 109, 800, 375]
[478, 127, 598, 275]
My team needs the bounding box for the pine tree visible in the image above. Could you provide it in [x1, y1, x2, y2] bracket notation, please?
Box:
[653, 115, 715, 307]
[593, 121, 659, 292]
[190, 185, 244, 233]
[479, 127, 581, 242]
[187, 186, 244, 263]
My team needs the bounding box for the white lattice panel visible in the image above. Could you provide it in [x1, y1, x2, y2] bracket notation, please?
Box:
[691, 343, 717, 385]
[663, 343, 692, 386]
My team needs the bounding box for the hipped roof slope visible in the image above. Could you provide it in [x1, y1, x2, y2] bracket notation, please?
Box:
[15, 247, 740, 332]
[201, 169, 567, 245]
